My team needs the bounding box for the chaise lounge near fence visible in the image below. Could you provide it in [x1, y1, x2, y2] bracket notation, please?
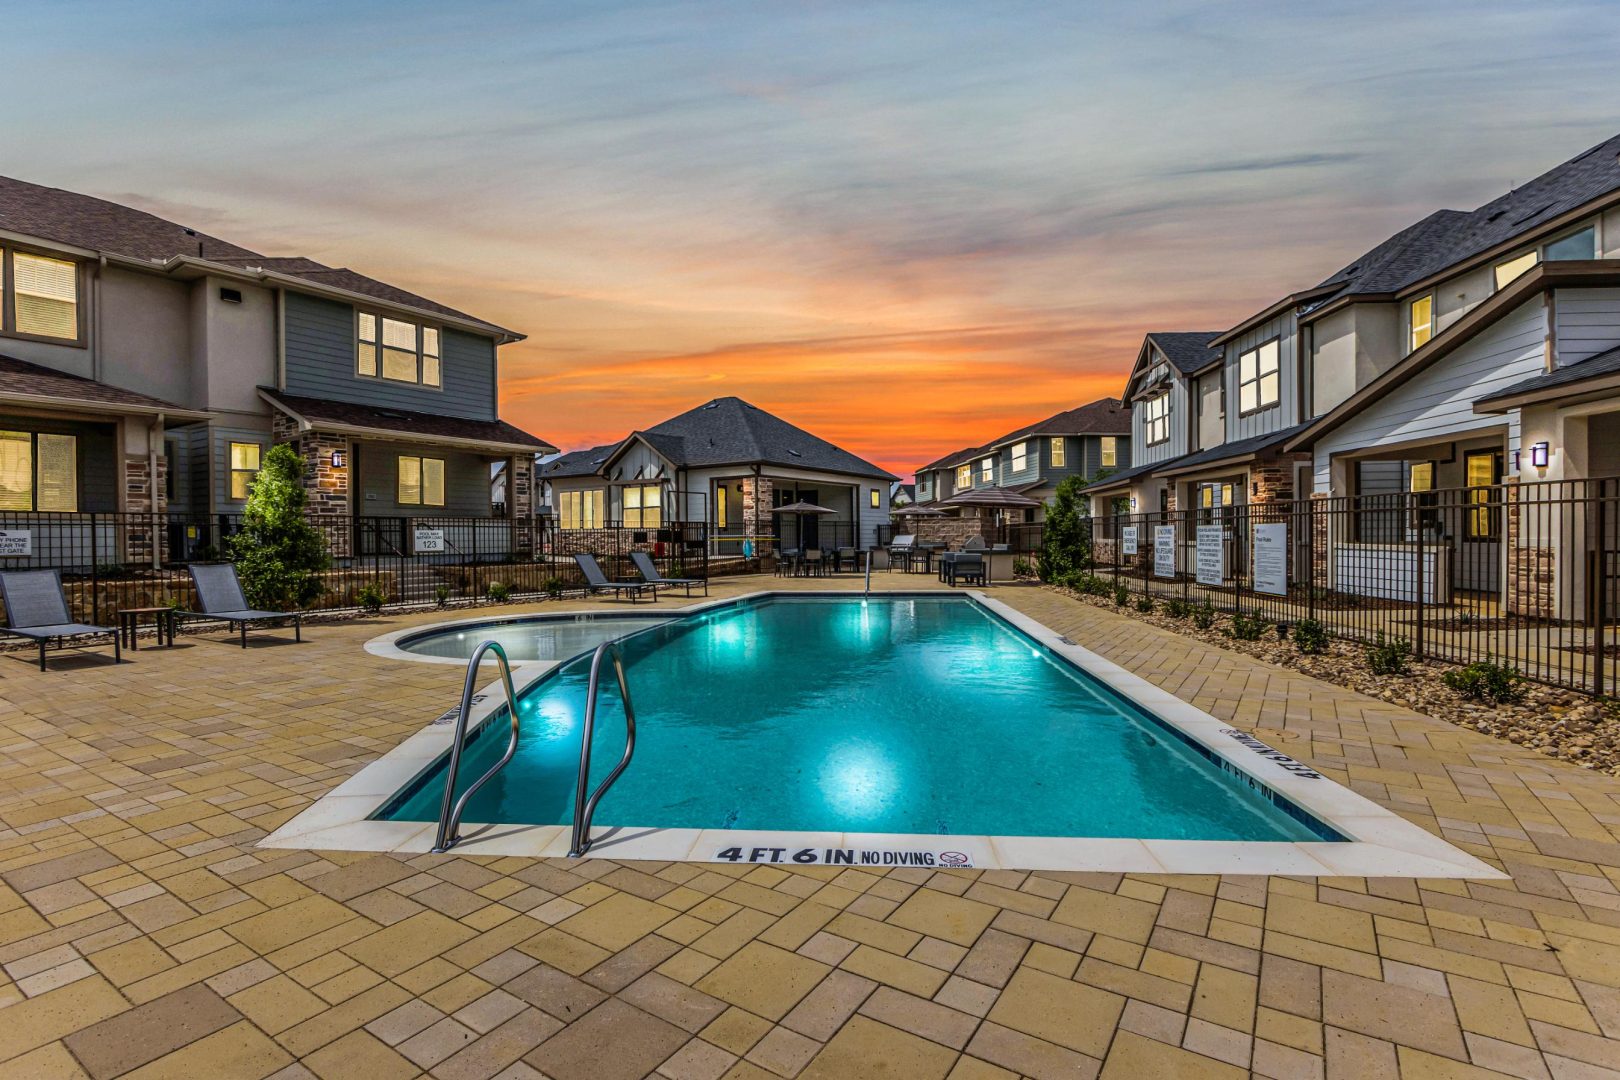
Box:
[1069, 476, 1620, 696]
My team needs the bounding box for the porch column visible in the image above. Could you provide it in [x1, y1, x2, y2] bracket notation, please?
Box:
[122, 453, 166, 566]
[274, 413, 351, 557]
[509, 454, 535, 557]
[741, 475, 774, 555]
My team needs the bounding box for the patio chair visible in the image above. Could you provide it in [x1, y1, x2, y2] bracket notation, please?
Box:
[175, 563, 303, 648]
[573, 553, 653, 603]
[631, 551, 707, 597]
[0, 569, 122, 671]
[801, 549, 826, 577]
[774, 548, 800, 577]
[946, 552, 985, 587]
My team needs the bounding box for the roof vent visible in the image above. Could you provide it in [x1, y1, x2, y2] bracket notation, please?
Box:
[1486, 210, 1507, 222]
[1511, 201, 1555, 227]
[702, 402, 720, 410]
[788, 449, 802, 457]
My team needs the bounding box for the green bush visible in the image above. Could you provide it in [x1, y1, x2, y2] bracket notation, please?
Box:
[1293, 618, 1329, 655]
[228, 443, 330, 610]
[355, 582, 387, 614]
[1038, 476, 1093, 581]
[1012, 557, 1034, 578]
[1275, 622, 1290, 640]
[486, 581, 511, 604]
[1134, 595, 1154, 614]
[1364, 632, 1412, 676]
[1114, 585, 1130, 606]
[1163, 598, 1192, 619]
[543, 576, 564, 598]
[1443, 658, 1527, 704]
[1229, 611, 1268, 641]
[1191, 602, 1215, 630]
[434, 584, 451, 608]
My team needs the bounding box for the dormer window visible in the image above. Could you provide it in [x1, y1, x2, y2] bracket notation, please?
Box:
[1408, 294, 1434, 353]
[1238, 339, 1280, 415]
[357, 312, 441, 387]
[2, 249, 81, 343]
[1143, 393, 1170, 446]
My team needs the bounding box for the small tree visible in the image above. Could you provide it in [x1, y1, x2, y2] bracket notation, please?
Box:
[1038, 475, 1093, 581]
[229, 444, 330, 610]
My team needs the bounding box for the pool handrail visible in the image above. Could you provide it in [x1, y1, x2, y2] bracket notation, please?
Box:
[568, 640, 637, 857]
[431, 640, 522, 853]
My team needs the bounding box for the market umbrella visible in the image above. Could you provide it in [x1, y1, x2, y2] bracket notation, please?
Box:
[893, 505, 947, 516]
[938, 486, 1043, 528]
[772, 501, 836, 552]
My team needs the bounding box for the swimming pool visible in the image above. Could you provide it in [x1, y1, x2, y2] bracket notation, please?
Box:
[391, 612, 671, 663]
[268, 589, 1501, 876]
[378, 596, 1329, 842]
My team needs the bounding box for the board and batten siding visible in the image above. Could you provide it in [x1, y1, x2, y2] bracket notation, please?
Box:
[1132, 374, 1189, 465]
[1554, 287, 1620, 367]
[282, 292, 498, 422]
[1312, 297, 1548, 490]
[1225, 311, 1299, 442]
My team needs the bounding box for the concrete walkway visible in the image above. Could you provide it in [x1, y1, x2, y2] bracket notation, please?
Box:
[0, 573, 1615, 1078]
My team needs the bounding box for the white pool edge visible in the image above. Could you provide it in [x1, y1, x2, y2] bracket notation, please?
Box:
[263, 589, 1505, 878]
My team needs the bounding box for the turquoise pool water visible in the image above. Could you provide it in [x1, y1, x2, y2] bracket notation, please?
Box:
[398, 614, 671, 662]
[380, 596, 1331, 841]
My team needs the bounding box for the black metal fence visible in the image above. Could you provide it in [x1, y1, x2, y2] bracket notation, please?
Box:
[0, 511, 709, 625]
[1055, 477, 1620, 695]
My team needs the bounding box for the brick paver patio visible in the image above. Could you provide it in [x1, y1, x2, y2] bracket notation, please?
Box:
[0, 574, 1618, 1078]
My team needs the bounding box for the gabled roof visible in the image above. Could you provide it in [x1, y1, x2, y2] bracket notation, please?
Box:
[1155, 421, 1312, 478]
[539, 444, 619, 479]
[0, 176, 518, 338]
[916, 445, 984, 473]
[1144, 332, 1224, 375]
[985, 398, 1130, 448]
[1474, 343, 1620, 411]
[259, 388, 553, 454]
[0, 354, 206, 418]
[1080, 457, 1166, 493]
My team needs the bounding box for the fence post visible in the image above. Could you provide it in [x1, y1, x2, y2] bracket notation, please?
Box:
[1306, 498, 1316, 624]
[1413, 491, 1425, 661]
[90, 513, 101, 625]
[1596, 478, 1607, 699]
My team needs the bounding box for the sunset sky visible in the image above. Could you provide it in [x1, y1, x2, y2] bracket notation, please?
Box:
[5, 2, 1618, 476]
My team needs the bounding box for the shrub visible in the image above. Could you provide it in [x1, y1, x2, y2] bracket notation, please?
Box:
[1293, 618, 1329, 655]
[1163, 597, 1192, 619]
[1114, 585, 1130, 606]
[434, 584, 451, 608]
[1364, 631, 1412, 676]
[1191, 601, 1215, 630]
[1038, 476, 1093, 581]
[1443, 658, 1527, 704]
[1012, 557, 1034, 578]
[486, 581, 511, 604]
[543, 576, 564, 598]
[228, 443, 330, 610]
[1134, 596, 1154, 614]
[1229, 611, 1268, 641]
[1275, 621, 1290, 640]
[355, 582, 387, 614]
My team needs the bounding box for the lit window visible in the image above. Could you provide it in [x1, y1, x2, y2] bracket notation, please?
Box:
[956, 464, 971, 489]
[1464, 451, 1501, 539]
[1100, 437, 1116, 468]
[1545, 226, 1595, 262]
[980, 458, 993, 484]
[0, 430, 77, 511]
[1011, 442, 1028, 472]
[398, 456, 445, 506]
[228, 442, 261, 501]
[358, 312, 442, 386]
[1051, 437, 1066, 467]
[1494, 250, 1538, 290]
[1409, 462, 1434, 492]
[1408, 294, 1433, 352]
[624, 484, 662, 528]
[1238, 340, 1280, 414]
[716, 488, 728, 528]
[10, 253, 79, 340]
[869, 489, 880, 509]
[1143, 394, 1170, 445]
[559, 489, 605, 529]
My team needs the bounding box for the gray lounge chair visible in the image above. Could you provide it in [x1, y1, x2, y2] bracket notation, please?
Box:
[630, 551, 707, 597]
[0, 569, 121, 671]
[176, 563, 303, 648]
[573, 553, 653, 603]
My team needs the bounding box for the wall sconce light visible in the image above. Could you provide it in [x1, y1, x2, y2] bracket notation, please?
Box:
[1511, 450, 1521, 471]
[1530, 442, 1550, 469]
[330, 450, 346, 468]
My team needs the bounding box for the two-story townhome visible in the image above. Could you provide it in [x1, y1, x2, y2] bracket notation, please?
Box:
[0, 177, 553, 566]
[541, 397, 895, 556]
[911, 398, 1130, 522]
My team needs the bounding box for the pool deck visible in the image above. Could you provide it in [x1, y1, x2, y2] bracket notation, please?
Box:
[0, 574, 1616, 1079]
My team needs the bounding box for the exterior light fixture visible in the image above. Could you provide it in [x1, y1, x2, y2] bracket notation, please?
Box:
[1530, 442, 1550, 468]
[330, 450, 347, 468]
[1511, 450, 1521, 471]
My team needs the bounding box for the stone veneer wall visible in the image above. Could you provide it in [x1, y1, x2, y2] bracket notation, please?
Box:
[1504, 479, 1556, 619]
[509, 455, 535, 556]
[911, 515, 991, 548]
[272, 412, 352, 556]
[741, 476, 774, 552]
[123, 455, 166, 565]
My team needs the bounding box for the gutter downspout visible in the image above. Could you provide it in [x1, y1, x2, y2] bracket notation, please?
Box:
[93, 256, 107, 382]
[149, 412, 164, 571]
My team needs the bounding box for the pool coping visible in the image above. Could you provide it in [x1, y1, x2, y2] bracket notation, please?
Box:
[261, 590, 1505, 878]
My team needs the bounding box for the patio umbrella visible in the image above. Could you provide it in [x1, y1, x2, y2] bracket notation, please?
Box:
[772, 501, 836, 551]
[938, 486, 1043, 529]
[894, 505, 947, 517]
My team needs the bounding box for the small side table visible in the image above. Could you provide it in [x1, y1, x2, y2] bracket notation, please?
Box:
[119, 607, 175, 650]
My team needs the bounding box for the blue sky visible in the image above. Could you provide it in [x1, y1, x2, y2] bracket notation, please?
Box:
[4, 1, 1618, 469]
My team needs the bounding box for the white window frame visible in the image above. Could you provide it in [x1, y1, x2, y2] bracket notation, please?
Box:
[559, 488, 605, 529]
[0, 430, 78, 512]
[228, 441, 262, 502]
[357, 311, 443, 388]
[1010, 442, 1028, 472]
[1408, 294, 1434, 353]
[955, 464, 972, 489]
[979, 458, 994, 484]
[1143, 393, 1170, 446]
[623, 483, 662, 528]
[1100, 436, 1117, 468]
[1051, 437, 1066, 467]
[1237, 338, 1281, 416]
[398, 455, 446, 507]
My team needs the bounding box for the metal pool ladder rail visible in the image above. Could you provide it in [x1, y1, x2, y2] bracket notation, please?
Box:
[432, 641, 522, 854]
[568, 641, 637, 857]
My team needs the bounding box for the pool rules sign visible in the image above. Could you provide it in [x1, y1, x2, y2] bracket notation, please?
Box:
[1253, 522, 1288, 596]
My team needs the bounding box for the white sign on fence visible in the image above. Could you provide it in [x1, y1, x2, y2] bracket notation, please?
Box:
[1195, 525, 1225, 586]
[1121, 526, 1138, 556]
[0, 530, 32, 557]
[413, 527, 446, 553]
[1253, 522, 1288, 596]
[1153, 525, 1176, 578]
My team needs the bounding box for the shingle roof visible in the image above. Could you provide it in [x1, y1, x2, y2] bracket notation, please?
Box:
[1081, 457, 1164, 490]
[916, 445, 985, 473]
[540, 444, 619, 479]
[1314, 131, 1620, 303]
[1158, 421, 1313, 475]
[625, 397, 896, 480]
[259, 388, 552, 451]
[986, 398, 1130, 447]
[0, 354, 195, 414]
[0, 176, 515, 336]
[1145, 332, 1224, 374]
[1475, 344, 1620, 406]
